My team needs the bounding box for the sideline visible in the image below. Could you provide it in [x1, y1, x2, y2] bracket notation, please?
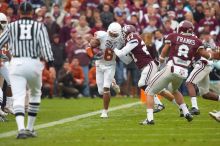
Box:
[0, 101, 141, 138]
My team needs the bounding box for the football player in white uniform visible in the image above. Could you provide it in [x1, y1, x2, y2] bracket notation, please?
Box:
[89, 22, 125, 118]
[186, 44, 220, 115]
[0, 13, 14, 118]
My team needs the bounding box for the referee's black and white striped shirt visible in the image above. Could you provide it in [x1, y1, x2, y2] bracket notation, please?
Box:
[0, 17, 54, 62]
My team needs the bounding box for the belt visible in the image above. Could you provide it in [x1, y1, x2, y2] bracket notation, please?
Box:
[13, 55, 38, 59]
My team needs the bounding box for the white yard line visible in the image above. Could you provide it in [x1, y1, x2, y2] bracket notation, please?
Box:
[0, 101, 141, 139]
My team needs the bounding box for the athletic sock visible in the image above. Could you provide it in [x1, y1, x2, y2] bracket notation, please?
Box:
[16, 115, 25, 131]
[180, 104, 189, 116]
[147, 109, 154, 121]
[218, 95, 220, 101]
[154, 95, 163, 105]
[26, 115, 36, 131]
[26, 103, 40, 131]
[191, 97, 198, 109]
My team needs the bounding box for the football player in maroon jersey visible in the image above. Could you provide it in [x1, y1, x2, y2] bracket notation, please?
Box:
[142, 20, 220, 125]
[111, 25, 178, 113]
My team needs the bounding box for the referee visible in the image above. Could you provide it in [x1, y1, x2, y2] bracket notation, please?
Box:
[0, 2, 55, 139]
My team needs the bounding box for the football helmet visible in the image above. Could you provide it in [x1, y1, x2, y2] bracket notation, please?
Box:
[0, 13, 8, 30]
[122, 24, 136, 38]
[107, 22, 122, 40]
[177, 20, 194, 35]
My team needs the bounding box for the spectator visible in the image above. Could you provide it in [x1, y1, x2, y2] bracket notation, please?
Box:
[75, 15, 91, 36]
[30, 0, 45, 9]
[50, 3, 66, 27]
[65, 28, 77, 62]
[68, 7, 80, 27]
[127, 12, 141, 33]
[143, 16, 157, 33]
[90, 20, 104, 35]
[69, 34, 91, 97]
[57, 61, 79, 98]
[59, 15, 73, 43]
[51, 34, 65, 74]
[184, 0, 197, 13]
[193, 3, 205, 23]
[167, 11, 179, 30]
[44, 13, 60, 42]
[198, 7, 219, 35]
[8, 0, 19, 15]
[184, 12, 199, 36]
[70, 58, 85, 96]
[42, 62, 54, 98]
[175, 0, 187, 23]
[85, 7, 96, 28]
[34, 7, 44, 22]
[114, 11, 126, 27]
[162, 19, 173, 35]
[64, 0, 82, 13]
[100, 3, 114, 30]
[88, 65, 99, 98]
[0, 0, 8, 14]
[6, 6, 19, 22]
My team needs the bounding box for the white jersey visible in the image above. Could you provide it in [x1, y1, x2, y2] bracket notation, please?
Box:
[94, 31, 124, 66]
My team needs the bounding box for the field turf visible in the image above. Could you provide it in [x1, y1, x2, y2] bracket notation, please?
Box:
[0, 96, 220, 146]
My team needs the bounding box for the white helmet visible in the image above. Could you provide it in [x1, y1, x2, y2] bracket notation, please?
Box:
[0, 13, 8, 30]
[107, 22, 122, 40]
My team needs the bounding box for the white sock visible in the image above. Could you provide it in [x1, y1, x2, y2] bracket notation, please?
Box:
[102, 109, 108, 113]
[16, 115, 25, 131]
[191, 97, 198, 109]
[26, 116, 36, 131]
[154, 95, 163, 105]
[218, 95, 220, 101]
[147, 109, 154, 121]
[179, 104, 189, 116]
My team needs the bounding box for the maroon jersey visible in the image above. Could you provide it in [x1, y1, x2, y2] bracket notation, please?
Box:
[165, 33, 204, 68]
[126, 33, 153, 70]
[199, 17, 219, 32]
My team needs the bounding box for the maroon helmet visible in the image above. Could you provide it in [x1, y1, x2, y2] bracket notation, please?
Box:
[177, 20, 194, 34]
[122, 25, 136, 38]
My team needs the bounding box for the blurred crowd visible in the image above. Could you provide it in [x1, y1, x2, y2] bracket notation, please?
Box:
[0, 0, 220, 98]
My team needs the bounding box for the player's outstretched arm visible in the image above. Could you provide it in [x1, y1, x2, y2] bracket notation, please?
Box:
[198, 47, 220, 60]
[159, 44, 170, 64]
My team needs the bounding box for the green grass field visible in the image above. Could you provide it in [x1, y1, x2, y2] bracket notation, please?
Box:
[0, 97, 220, 146]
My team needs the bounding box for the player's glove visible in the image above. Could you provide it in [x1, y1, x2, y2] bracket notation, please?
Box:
[105, 40, 114, 50]
[93, 51, 104, 60]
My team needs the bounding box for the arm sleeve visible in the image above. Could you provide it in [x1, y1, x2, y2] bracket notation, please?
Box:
[0, 26, 9, 50]
[39, 24, 54, 62]
[114, 40, 138, 57]
[118, 54, 133, 65]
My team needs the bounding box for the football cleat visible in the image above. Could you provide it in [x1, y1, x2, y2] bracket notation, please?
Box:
[16, 129, 27, 139]
[185, 113, 193, 122]
[189, 107, 200, 115]
[179, 109, 184, 117]
[139, 119, 155, 125]
[100, 111, 108, 118]
[209, 112, 220, 122]
[153, 104, 165, 113]
[111, 81, 120, 94]
[26, 129, 37, 138]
